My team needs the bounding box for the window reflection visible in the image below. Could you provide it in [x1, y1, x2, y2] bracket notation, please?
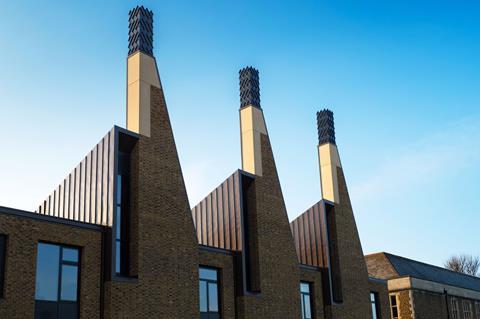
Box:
[199, 266, 220, 319]
[35, 243, 80, 319]
[300, 282, 313, 319]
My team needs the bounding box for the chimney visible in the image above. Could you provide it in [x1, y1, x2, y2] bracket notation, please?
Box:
[317, 109, 342, 203]
[239, 67, 267, 176]
[126, 6, 160, 137]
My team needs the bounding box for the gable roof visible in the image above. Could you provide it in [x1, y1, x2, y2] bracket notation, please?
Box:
[367, 252, 480, 293]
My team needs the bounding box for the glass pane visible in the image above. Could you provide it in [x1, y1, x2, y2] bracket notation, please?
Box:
[116, 206, 122, 240]
[304, 294, 311, 319]
[390, 295, 397, 306]
[392, 307, 398, 318]
[35, 243, 60, 301]
[300, 282, 310, 293]
[208, 282, 219, 312]
[199, 280, 207, 312]
[60, 265, 78, 301]
[62, 247, 79, 263]
[115, 241, 121, 274]
[301, 294, 305, 319]
[58, 302, 78, 319]
[117, 175, 122, 205]
[199, 267, 217, 281]
[371, 303, 377, 319]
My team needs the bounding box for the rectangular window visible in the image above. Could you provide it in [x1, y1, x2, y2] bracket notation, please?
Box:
[0, 235, 6, 298]
[300, 282, 313, 319]
[370, 292, 381, 319]
[199, 267, 220, 319]
[463, 300, 472, 319]
[390, 294, 399, 319]
[35, 242, 80, 319]
[115, 151, 130, 276]
[475, 302, 480, 318]
[451, 298, 459, 319]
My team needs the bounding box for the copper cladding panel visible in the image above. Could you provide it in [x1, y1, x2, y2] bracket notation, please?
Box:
[35, 128, 117, 227]
[191, 170, 246, 251]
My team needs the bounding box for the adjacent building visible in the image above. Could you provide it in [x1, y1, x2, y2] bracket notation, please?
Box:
[366, 252, 480, 319]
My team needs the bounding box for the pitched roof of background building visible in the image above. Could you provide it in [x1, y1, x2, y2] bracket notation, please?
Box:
[366, 252, 480, 293]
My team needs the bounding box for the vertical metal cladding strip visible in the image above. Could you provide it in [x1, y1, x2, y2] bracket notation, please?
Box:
[304, 212, 312, 265]
[228, 175, 237, 250]
[234, 172, 242, 251]
[303, 209, 311, 264]
[96, 143, 103, 225]
[207, 193, 213, 246]
[75, 165, 81, 221]
[223, 182, 231, 250]
[308, 208, 319, 267]
[197, 207, 202, 243]
[91, 146, 98, 224]
[65, 176, 70, 219]
[80, 159, 86, 222]
[212, 189, 219, 247]
[62, 178, 66, 218]
[55, 186, 61, 217]
[299, 215, 306, 264]
[85, 151, 91, 223]
[312, 204, 321, 266]
[217, 186, 225, 249]
[69, 173, 75, 220]
[108, 130, 115, 227]
[52, 189, 57, 217]
[194, 206, 200, 243]
[47, 195, 51, 216]
[201, 199, 207, 245]
[59, 181, 64, 219]
[102, 134, 109, 226]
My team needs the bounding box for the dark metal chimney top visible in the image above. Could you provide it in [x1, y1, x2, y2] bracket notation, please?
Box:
[316, 109, 336, 145]
[239, 67, 261, 109]
[128, 6, 154, 56]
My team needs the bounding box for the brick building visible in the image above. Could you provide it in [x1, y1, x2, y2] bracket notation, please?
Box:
[0, 6, 388, 319]
[366, 253, 480, 319]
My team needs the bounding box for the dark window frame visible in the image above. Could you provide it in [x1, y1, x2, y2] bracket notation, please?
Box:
[199, 266, 221, 319]
[390, 294, 399, 319]
[35, 241, 81, 319]
[300, 281, 314, 319]
[0, 234, 6, 298]
[115, 151, 131, 276]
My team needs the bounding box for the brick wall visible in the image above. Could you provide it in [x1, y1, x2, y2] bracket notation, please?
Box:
[328, 167, 372, 319]
[236, 134, 302, 318]
[104, 84, 199, 318]
[300, 267, 326, 319]
[0, 212, 102, 319]
[199, 248, 237, 319]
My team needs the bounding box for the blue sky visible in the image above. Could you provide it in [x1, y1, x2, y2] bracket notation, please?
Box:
[0, 1, 478, 267]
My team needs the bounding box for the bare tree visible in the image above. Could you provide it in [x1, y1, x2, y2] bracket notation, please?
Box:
[444, 254, 480, 277]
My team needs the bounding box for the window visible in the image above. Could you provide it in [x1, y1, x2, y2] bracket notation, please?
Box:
[115, 151, 130, 276]
[0, 235, 6, 298]
[451, 298, 459, 319]
[370, 292, 381, 319]
[199, 267, 220, 319]
[475, 302, 480, 318]
[35, 243, 80, 319]
[390, 294, 399, 319]
[300, 282, 313, 319]
[463, 300, 472, 319]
